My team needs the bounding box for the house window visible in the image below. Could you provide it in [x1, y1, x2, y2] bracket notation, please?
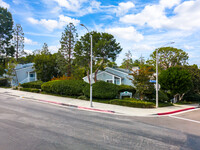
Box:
[30, 73, 35, 78]
[106, 79, 113, 83]
[114, 77, 120, 85]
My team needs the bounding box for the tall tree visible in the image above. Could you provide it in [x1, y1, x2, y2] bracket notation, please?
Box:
[59, 23, 78, 77]
[159, 66, 192, 102]
[56, 51, 68, 76]
[120, 50, 134, 70]
[129, 65, 154, 100]
[13, 24, 24, 61]
[74, 31, 122, 83]
[0, 7, 14, 65]
[34, 44, 58, 82]
[147, 47, 189, 70]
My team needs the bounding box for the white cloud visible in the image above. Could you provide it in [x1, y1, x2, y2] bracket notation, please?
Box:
[12, 0, 21, 4]
[183, 45, 194, 50]
[115, 1, 135, 16]
[120, 0, 200, 31]
[159, 0, 181, 8]
[0, 0, 10, 8]
[167, 0, 200, 30]
[105, 26, 144, 42]
[53, 0, 88, 12]
[120, 4, 169, 28]
[24, 37, 38, 45]
[24, 49, 33, 55]
[49, 45, 60, 53]
[27, 15, 80, 31]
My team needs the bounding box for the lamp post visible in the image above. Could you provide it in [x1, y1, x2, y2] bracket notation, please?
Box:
[156, 42, 175, 108]
[80, 24, 93, 107]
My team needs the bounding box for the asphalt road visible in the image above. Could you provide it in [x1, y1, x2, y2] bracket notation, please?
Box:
[0, 93, 200, 150]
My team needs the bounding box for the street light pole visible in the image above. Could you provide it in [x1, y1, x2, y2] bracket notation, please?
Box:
[156, 42, 175, 108]
[156, 48, 159, 108]
[80, 24, 93, 107]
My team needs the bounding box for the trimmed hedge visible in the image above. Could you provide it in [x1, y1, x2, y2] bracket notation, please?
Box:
[118, 84, 136, 95]
[41, 80, 87, 96]
[20, 88, 40, 93]
[183, 92, 200, 102]
[0, 78, 8, 87]
[110, 99, 155, 108]
[21, 81, 43, 89]
[83, 81, 119, 99]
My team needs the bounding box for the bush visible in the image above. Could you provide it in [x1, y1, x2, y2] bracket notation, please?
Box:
[118, 84, 136, 95]
[110, 98, 155, 108]
[158, 90, 169, 102]
[41, 80, 87, 96]
[20, 88, 40, 93]
[0, 78, 8, 87]
[145, 90, 169, 102]
[183, 92, 200, 102]
[83, 81, 118, 99]
[21, 81, 43, 89]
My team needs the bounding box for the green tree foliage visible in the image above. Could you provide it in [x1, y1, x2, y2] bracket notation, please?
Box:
[17, 54, 35, 64]
[74, 31, 122, 83]
[120, 50, 134, 70]
[129, 65, 154, 100]
[56, 51, 68, 76]
[159, 66, 193, 101]
[6, 58, 18, 85]
[13, 24, 24, 61]
[0, 7, 15, 73]
[148, 47, 188, 70]
[0, 65, 5, 76]
[183, 65, 200, 93]
[34, 44, 58, 82]
[59, 23, 78, 77]
[0, 7, 14, 65]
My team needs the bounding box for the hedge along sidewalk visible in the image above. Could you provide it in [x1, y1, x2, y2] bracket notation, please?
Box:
[0, 88, 199, 117]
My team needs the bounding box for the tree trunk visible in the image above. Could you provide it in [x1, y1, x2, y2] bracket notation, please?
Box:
[94, 58, 104, 82]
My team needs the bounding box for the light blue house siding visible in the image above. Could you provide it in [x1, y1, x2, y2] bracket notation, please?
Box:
[12, 63, 37, 86]
[83, 67, 138, 86]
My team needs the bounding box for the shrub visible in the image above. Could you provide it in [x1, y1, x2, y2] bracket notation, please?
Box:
[145, 90, 169, 102]
[20, 88, 40, 93]
[83, 81, 119, 99]
[118, 84, 136, 95]
[51, 75, 72, 81]
[158, 90, 169, 102]
[41, 80, 87, 96]
[110, 98, 155, 108]
[183, 92, 200, 102]
[0, 78, 8, 87]
[21, 81, 43, 89]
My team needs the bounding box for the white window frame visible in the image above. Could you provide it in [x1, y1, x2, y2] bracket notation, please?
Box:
[106, 79, 113, 83]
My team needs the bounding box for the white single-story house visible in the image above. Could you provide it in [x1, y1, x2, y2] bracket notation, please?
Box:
[11, 63, 37, 86]
[83, 67, 139, 85]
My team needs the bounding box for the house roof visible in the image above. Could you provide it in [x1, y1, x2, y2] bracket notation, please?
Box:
[104, 70, 124, 78]
[15, 63, 34, 70]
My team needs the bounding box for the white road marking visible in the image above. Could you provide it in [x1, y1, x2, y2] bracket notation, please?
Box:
[169, 115, 200, 124]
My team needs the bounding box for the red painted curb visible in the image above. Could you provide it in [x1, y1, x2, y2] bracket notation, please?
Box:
[78, 106, 115, 113]
[36, 99, 115, 114]
[157, 107, 196, 115]
[38, 99, 62, 105]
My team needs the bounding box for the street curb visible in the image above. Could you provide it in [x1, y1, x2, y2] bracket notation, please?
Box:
[157, 107, 196, 115]
[1, 93, 116, 114]
[33, 99, 116, 114]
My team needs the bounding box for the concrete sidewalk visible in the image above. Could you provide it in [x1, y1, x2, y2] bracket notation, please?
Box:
[0, 88, 198, 116]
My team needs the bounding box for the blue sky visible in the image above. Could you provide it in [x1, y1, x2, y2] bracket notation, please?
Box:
[1, 0, 200, 66]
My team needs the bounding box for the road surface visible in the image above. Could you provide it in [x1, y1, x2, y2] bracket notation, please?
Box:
[0, 93, 199, 150]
